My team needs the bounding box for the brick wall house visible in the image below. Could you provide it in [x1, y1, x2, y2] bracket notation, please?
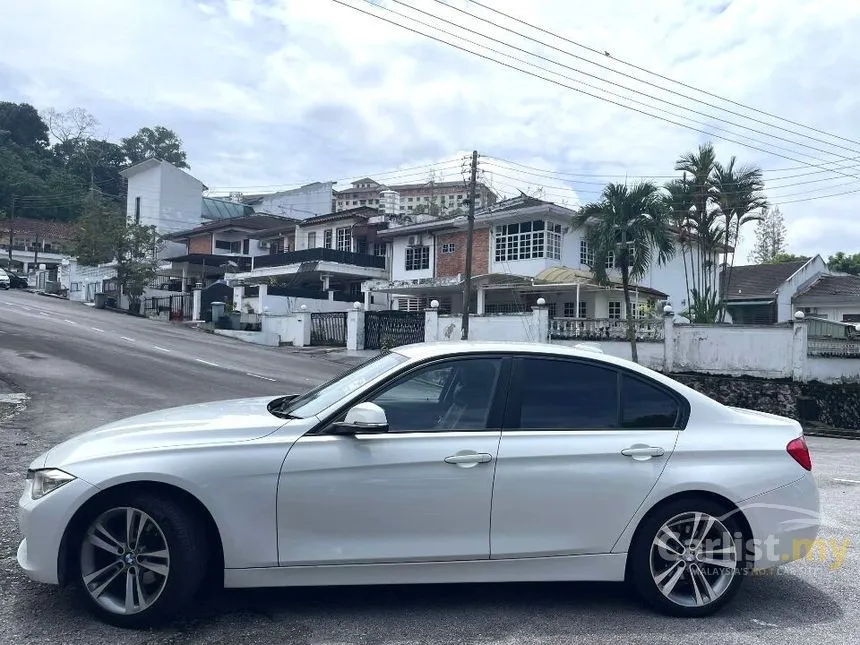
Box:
[435, 229, 489, 277]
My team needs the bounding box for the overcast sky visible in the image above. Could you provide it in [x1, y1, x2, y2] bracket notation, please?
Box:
[2, 0, 859, 261]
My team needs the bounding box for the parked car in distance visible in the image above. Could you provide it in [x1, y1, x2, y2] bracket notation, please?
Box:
[17, 342, 820, 627]
[8, 272, 29, 288]
[0, 268, 9, 289]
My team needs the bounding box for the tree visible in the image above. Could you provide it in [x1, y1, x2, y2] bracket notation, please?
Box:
[115, 222, 163, 312]
[749, 207, 788, 264]
[43, 107, 98, 147]
[72, 193, 125, 265]
[121, 126, 189, 168]
[827, 251, 860, 275]
[713, 157, 766, 319]
[573, 182, 675, 363]
[769, 253, 809, 264]
[0, 102, 49, 150]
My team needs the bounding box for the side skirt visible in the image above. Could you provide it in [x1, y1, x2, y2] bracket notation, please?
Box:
[225, 553, 627, 589]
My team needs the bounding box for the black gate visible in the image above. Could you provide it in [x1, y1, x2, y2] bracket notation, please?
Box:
[310, 312, 347, 346]
[364, 311, 425, 350]
[144, 295, 193, 321]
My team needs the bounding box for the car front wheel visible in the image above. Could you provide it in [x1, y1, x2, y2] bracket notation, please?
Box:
[76, 493, 209, 628]
[629, 498, 749, 617]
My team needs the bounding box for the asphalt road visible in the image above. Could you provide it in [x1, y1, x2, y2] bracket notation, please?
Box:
[1, 289, 859, 645]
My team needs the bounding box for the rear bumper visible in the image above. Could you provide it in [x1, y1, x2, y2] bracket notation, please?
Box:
[738, 473, 821, 569]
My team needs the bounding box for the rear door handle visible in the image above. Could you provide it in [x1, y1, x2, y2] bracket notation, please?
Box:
[444, 453, 492, 466]
[621, 445, 665, 460]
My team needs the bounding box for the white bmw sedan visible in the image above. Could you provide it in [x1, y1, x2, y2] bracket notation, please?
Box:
[18, 342, 820, 627]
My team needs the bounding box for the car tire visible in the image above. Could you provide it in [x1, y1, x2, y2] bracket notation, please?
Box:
[74, 492, 209, 628]
[629, 497, 750, 617]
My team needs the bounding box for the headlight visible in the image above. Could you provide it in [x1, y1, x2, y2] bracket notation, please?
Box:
[26, 469, 76, 500]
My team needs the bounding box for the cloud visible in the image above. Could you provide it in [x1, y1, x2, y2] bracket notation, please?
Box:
[1, 0, 859, 260]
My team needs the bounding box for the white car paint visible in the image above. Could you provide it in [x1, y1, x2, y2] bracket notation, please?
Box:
[17, 341, 820, 618]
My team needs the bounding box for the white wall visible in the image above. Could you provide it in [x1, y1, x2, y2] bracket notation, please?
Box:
[390, 235, 435, 281]
[253, 182, 333, 219]
[805, 357, 860, 383]
[62, 262, 117, 302]
[434, 313, 544, 342]
[672, 324, 794, 378]
[297, 218, 359, 251]
[554, 340, 664, 371]
[776, 256, 828, 322]
[640, 244, 696, 312]
[799, 304, 860, 322]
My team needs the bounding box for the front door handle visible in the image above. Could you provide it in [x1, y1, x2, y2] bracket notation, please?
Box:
[444, 452, 492, 466]
[621, 445, 665, 460]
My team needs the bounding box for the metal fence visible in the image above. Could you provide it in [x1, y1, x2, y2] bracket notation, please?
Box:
[549, 317, 665, 342]
[142, 294, 193, 321]
[310, 312, 347, 346]
[364, 311, 426, 349]
[807, 338, 860, 358]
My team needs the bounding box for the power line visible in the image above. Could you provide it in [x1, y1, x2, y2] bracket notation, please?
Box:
[389, 0, 860, 170]
[463, 0, 860, 150]
[331, 0, 860, 183]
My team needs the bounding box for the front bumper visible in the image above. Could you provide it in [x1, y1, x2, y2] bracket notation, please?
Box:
[739, 473, 821, 569]
[17, 476, 96, 585]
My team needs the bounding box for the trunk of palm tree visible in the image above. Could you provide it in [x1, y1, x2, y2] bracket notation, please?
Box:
[681, 237, 690, 311]
[620, 263, 638, 363]
[718, 213, 732, 322]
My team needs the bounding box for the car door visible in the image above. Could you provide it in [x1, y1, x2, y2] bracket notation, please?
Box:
[278, 355, 510, 566]
[490, 355, 682, 559]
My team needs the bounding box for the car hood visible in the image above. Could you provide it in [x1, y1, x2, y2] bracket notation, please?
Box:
[39, 397, 291, 469]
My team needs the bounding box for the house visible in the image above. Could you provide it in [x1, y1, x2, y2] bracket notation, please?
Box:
[1, 217, 74, 275]
[720, 256, 846, 324]
[241, 182, 334, 219]
[159, 214, 296, 290]
[333, 177, 497, 218]
[793, 273, 860, 323]
[369, 195, 688, 318]
[222, 207, 390, 307]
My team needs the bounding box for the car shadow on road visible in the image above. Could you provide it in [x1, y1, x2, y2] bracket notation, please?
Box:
[10, 572, 843, 641]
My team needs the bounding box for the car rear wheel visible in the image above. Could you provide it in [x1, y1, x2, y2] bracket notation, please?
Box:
[76, 493, 208, 628]
[629, 498, 749, 617]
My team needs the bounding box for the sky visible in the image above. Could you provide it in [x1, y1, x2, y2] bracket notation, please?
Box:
[2, 0, 859, 262]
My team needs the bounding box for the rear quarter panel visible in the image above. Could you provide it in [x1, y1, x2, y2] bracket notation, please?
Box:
[611, 404, 809, 554]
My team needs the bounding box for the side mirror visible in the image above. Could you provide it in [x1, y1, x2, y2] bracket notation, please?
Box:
[331, 402, 389, 435]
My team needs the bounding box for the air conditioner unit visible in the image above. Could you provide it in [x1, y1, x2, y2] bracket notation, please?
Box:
[257, 240, 270, 249]
[408, 235, 423, 246]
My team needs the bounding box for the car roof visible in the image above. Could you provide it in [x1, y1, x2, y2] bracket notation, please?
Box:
[395, 341, 638, 370]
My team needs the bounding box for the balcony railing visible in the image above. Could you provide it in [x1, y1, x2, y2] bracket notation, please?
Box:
[253, 248, 386, 270]
[549, 317, 665, 342]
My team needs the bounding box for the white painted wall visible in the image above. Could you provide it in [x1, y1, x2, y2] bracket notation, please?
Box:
[433, 313, 544, 342]
[554, 340, 664, 371]
[297, 218, 360, 251]
[252, 182, 333, 218]
[805, 357, 860, 382]
[672, 324, 794, 378]
[261, 313, 311, 346]
[390, 235, 436, 281]
[776, 256, 828, 322]
[62, 261, 116, 302]
[640, 244, 697, 312]
[798, 304, 860, 322]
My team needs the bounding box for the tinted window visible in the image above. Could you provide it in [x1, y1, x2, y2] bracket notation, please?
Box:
[370, 358, 502, 432]
[516, 358, 619, 429]
[621, 375, 680, 428]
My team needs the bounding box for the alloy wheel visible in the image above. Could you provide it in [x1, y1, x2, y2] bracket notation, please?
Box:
[79, 507, 171, 615]
[649, 511, 738, 608]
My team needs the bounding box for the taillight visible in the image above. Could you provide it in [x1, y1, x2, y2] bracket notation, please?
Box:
[787, 436, 812, 471]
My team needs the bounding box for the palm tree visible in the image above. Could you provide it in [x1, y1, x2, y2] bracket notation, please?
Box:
[675, 143, 725, 319]
[712, 158, 767, 320]
[663, 178, 696, 310]
[573, 182, 675, 363]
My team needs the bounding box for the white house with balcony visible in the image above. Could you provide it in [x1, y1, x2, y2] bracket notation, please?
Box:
[369, 196, 704, 328]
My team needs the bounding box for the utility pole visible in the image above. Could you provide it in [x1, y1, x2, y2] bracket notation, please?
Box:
[7, 195, 15, 267]
[461, 150, 478, 340]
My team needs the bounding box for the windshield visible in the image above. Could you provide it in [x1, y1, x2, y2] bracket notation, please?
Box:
[283, 351, 409, 419]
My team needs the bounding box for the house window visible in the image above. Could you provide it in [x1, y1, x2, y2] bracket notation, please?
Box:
[374, 242, 387, 256]
[306, 232, 317, 248]
[324, 229, 333, 249]
[335, 227, 351, 252]
[214, 239, 241, 253]
[606, 251, 615, 270]
[609, 301, 622, 319]
[134, 196, 141, 224]
[579, 301, 587, 318]
[580, 239, 594, 267]
[355, 236, 368, 254]
[242, 239, 250, 255]
[405, 245, 430, 271]
[563, 302, 575, 317]
[547, 303, 557, 318]
[441, 243, 456, 254]
[494, 220, 561, 262]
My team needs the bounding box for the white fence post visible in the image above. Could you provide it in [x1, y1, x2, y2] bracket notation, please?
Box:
[662, 312, 675, 373]
[192, 288, 202, 321]
[532, 304, 549, 342]
[233, 285, 244, 312]
[294, 310, 312, 347]
[791, 317, 808, 382]
[347, 304, 365, 351]
[425, 303, 440, 341]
